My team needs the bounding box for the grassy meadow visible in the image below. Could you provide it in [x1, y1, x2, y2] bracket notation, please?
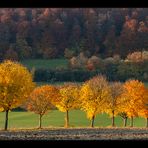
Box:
[36, 82, 67, 86]
[0, 110, 146, 130]
[21, 59, 68, 70]
[10, 59, 147, 130]
[145, 82, 148, 87]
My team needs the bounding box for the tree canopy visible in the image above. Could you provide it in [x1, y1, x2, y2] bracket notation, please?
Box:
[0, 60, 35, 130]
[0, 8, 147, 60]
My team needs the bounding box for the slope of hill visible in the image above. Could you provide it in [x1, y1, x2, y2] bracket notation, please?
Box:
[0, 8, 147, 61]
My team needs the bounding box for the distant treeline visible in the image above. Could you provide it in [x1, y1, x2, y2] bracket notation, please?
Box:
[0, 8, 148, 61]
[33, 61, 148, 82]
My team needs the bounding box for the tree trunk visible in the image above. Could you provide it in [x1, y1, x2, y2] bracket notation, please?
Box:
[4, 110, 9, 130]
[123, 117, 127, 127]
[112, 110, 115, 127]
[130, 116, 133, 127]
[39, 114, 42, 129]
[141, 49, 143, 60]
[146, 118, 148, 128]
[65, 110, 69, 128]
[90, 115, 95, 128]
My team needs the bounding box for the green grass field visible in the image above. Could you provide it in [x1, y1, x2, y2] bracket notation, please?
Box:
[21, 59, 68, 70]
[4, 59, 148, 130]
[0, 110, 146, 129]
[36, 82, 82, 86]
[36, 82, 67, 86]
[145, 82, 148, 87]
[37, 82, 148, 87]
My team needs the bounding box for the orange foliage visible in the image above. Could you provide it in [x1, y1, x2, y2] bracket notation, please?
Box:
[27, 85, 60, 116]
[121, 80, 148, 118]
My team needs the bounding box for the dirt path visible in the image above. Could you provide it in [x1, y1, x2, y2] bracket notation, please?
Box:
[0, 128, 148, 140]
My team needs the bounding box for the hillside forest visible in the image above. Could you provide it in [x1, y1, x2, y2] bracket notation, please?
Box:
[0, 8, 147, 61]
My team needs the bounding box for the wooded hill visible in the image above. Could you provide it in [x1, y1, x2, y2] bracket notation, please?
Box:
[0, 8, 147, 61]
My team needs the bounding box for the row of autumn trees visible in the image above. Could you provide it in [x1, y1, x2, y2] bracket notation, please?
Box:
[0, 8, 148, 60]
[0, 60, 148, 130]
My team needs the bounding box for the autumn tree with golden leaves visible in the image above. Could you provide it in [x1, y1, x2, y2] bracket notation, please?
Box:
[138, 87, 148, 127]
[26, 85, 60, 128]
[121, 80, 147, 127]
[0, 60, 35, 130]
[139, 109, 148, 128]
[80, 75, 111, 128]
[56, 83, 80, 128]
[105, 82, 124, 127]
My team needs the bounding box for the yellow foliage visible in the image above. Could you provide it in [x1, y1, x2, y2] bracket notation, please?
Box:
[80, 75, 111, 120]
[56, 83, 80, 112]
[0, 107, 4, 112]
[0, 60, 35, 111]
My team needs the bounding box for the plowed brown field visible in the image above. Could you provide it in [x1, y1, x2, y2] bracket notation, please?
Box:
[0, 128, 148, 140]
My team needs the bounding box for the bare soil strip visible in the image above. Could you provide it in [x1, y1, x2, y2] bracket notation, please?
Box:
[0, 128, 148, 140]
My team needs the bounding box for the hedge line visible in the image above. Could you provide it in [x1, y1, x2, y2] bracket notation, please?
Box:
[33, 61, 148, 82]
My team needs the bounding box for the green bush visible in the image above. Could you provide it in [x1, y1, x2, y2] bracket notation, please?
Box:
[34, 69, 101, 82]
